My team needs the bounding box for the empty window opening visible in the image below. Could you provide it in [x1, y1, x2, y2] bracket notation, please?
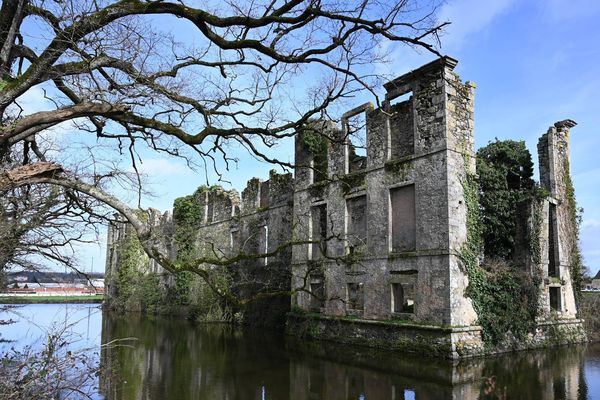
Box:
[388, 91, 414, 159]
[548, 204, 559, 277]
[230, 230, 240, 253]
[259, 181, 270, 209]
[346, 282, 364, 311]
[311, 144, 328, 184]
[343, 112, 367, 173]
[311, 204, 328, 259]
[346, 196, 367, 255]
[549, 287, 561, 311]
[391, 282, 415, 314]
[260, 225, 269, 265]
[390, 185, 416, 252]
[310, 280, 325, 311]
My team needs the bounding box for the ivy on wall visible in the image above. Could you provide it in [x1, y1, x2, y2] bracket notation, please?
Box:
[564, 159, 585, 310]
[300, 125, 328, 183]
[173, 186, 208, 262]
[476, 140, 534, 260]
[461, 142, 543, 345]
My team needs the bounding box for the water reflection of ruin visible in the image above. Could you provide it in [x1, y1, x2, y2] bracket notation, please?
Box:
[100, 313, 591, 400]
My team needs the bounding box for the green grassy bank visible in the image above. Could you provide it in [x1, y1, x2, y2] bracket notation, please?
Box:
[0, 294, 103, 304]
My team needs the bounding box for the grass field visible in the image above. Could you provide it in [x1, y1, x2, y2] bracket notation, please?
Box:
[0, 294, 103, 304]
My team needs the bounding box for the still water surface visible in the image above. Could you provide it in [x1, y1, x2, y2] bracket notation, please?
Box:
[1, 304, 600, 399]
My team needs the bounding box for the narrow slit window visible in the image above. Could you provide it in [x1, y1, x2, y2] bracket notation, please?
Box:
[390, 185, 416, 252]
[311, 204, 327, 259]
[548, 204, 559, 277]
[230, 230, 240, 253]
[262, 225, 269, 265]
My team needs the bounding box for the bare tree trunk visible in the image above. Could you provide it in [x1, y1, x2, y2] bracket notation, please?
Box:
[0, 0, 26, 78]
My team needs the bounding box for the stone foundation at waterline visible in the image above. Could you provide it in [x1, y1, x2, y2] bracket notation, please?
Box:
[104, 56, 586, 358]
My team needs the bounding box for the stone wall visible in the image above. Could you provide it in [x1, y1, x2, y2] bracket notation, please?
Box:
[291, 57, 479, 337]
[105, 171, 294, 327]
[105, 56, 586, 357]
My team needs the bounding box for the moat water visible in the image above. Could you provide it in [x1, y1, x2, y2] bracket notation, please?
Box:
[1, 303, 599, 399]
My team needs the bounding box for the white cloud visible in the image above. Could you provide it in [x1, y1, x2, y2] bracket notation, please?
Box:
[436, 0, 516, 49]
[135, 157, 194, 178]
[540, 0, 600, 21]
[13, 85, 54, 115]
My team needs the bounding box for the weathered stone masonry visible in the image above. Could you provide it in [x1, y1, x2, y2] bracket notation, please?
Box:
[105, 56, 585, 358]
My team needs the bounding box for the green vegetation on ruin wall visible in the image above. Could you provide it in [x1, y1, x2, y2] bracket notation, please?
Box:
[109, 203, 226, 321]
[460, 142, 543, 345]
[477, 140, 534, 260]
[300, 125, 328, 183]
[564, 159, 585, 311]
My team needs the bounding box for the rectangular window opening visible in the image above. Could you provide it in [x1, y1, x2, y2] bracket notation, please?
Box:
[390, 185, 416, 253]
[230, 230, 240, 253]
[346, 282, 364, 311]
[259, 181, 270, 209]
[311, 204, 328, 260]
[549, 287, 561, 312]
[391, 282, 415, 314]
[344, 112, 367, 173]
[311, 145, 328, 184]
[388, 91, 414, 160]
[346, 196, 367, 255]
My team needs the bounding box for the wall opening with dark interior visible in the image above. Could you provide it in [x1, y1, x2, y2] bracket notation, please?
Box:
[390, 273, 416, 314]
[311, 139, 328, 184]
[549, 287, 561, 311]
[346, 282, 364, 311]
[259, 181, 270, 209]
[387, 91, 414, 159]
[230, 229, 240, 253]
[310, 278, 325, 311]
[346, 195, 367, 255]
[311, 204, 328, 260]
[389, 185, 416, 252]
[548, 203, 559, 277]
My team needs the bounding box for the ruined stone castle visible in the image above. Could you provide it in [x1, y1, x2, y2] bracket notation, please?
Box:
[105, 57, 586, 358]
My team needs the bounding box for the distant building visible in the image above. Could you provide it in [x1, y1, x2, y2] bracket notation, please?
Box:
[591, 271, 600, 289]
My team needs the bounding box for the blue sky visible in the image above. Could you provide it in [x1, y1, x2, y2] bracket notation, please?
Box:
[66, 0, 600, 276]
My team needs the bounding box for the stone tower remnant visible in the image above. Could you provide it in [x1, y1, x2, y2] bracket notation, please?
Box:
[105, 57, 586, 358]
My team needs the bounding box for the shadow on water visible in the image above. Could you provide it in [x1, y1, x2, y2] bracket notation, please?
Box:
[99, 310, 599, 400]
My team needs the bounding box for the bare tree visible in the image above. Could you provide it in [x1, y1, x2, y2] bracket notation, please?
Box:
[0, 0, 446, 297]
